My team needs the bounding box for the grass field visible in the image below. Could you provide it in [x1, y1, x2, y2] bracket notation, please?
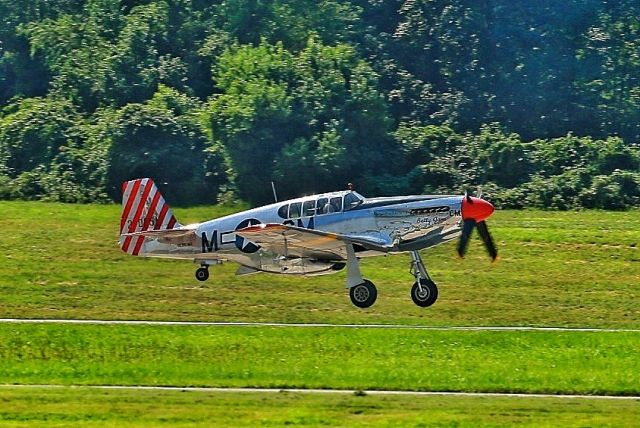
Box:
[1, 387, 639, 428]
[0, 324, 638, 395]
[1, 201, 639, 327]
[1, 201, 639, 425]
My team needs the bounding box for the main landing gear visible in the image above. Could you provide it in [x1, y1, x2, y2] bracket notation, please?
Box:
[346, 244, 378, 308]
[409, 250, 438, 307]
[345, 246, 438, 309]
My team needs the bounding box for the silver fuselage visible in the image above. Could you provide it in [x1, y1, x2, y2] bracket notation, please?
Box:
[141, 193, 465, 275]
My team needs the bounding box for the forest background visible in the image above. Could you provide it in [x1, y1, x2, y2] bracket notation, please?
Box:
[1, 0, 640, 209]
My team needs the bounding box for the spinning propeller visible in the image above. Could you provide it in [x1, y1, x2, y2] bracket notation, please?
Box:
[457, 194, 498, 261]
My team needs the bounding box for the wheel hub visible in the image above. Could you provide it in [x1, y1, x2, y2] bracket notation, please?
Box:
[417, 287, 430, 300]
[353, 285, 370, 302]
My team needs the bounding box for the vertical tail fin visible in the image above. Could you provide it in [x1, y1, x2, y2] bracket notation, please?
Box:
[119, 178, 181, 256]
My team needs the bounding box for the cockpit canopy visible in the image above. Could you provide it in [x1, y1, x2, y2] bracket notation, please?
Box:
[277, 191, 365, 219]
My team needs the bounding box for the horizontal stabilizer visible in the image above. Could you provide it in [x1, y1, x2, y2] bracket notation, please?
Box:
[122, 224, 198, 240]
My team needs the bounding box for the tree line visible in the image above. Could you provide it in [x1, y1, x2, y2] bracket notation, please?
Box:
[1, 0, 639, 209]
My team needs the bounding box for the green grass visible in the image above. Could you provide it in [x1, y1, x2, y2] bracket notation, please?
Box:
[1, 201, 639, 327]
[1, 324, 638, 395]
[1, 387, 639, 428]
[1, 202, 639, 425]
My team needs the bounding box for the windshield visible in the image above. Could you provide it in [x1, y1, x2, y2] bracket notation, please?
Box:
[343, 192, 364, 211]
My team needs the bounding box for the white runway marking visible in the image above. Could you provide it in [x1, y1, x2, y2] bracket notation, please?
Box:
[0, 318, 638, 332]
[1, 384, 638, 401]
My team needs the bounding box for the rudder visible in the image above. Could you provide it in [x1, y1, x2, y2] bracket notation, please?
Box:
[119, 178, 180, 255]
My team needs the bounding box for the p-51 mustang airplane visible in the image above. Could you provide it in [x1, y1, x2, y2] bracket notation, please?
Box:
[119, 178, 497, 308]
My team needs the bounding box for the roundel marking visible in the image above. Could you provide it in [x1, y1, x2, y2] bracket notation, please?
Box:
[235, 218, 261, 253]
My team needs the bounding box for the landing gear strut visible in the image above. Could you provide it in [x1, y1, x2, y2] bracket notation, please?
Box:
[346, 244, 377, 308]
[195, 265, 209, 281]
[409, 251, 438, 307]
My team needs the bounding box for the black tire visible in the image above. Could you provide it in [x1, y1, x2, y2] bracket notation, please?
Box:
[195, 267, 209, 282]
[411, 279, 438, 307]
[349, 280, 377, 308]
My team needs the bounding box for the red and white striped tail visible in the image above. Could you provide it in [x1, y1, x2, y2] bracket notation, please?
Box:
[119, 178, 180, 256]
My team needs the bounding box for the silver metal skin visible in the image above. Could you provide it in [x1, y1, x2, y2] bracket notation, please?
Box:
[122, 182, 482, 307]
[140, 192, 464, 268]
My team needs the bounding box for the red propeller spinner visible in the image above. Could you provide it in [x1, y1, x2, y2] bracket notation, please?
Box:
[461, 196, 495, 222]
[457, 195, 498, 261]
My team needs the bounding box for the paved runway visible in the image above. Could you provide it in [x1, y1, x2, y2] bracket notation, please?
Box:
[1, 384, 638, 400]
[0, 318, 638, 332]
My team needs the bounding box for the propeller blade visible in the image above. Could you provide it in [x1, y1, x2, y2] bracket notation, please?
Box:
[476, 220, 498, 261]
[465, 193, 473, 204]
[457, 219, 476, 258]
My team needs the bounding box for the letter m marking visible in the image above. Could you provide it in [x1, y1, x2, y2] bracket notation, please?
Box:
[201, 230, 219, 253]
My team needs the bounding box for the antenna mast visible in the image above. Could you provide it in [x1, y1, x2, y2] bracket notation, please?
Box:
[271, 181, 278, 203]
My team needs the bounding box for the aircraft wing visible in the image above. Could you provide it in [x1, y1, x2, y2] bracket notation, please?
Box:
[236, 223, 390, 260]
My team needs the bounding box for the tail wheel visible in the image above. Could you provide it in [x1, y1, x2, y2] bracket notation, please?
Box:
[195, 267, 209, 282]
[411, 279, 438, 307]
[349, 280, 377, 308]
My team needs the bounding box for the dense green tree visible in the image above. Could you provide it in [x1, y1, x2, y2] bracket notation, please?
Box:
[575, 2, 640, 142]
[214, 0, 362, 50]
[0, 0, 85, 104]
[468, 1, 601, 139]
[0, 97, 80, 177]
[105, 85, 225, 205]
[22, 0, 169, 111]
[0, 0, 639, 209]
[208, 38, 393, 205]
[0, 96, 108, 202]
